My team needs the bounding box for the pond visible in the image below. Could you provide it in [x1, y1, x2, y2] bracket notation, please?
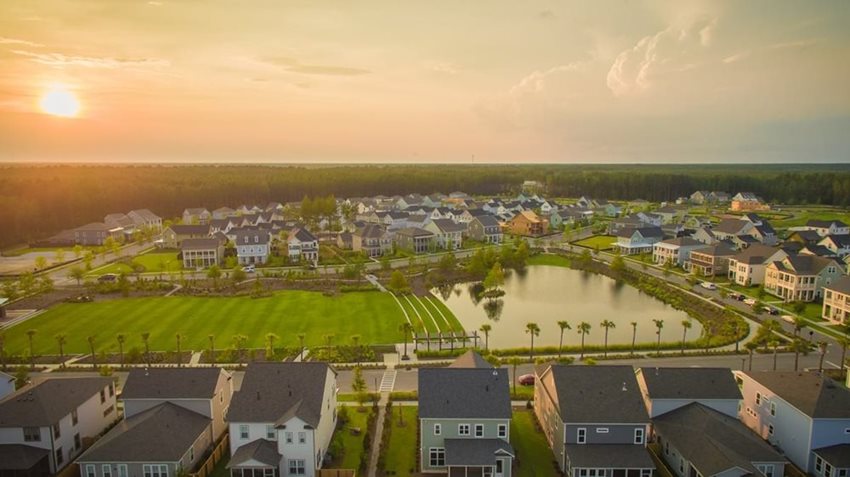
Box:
[433, 265, 701, 350]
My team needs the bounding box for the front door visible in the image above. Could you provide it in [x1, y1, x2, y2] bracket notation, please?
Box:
[495, 459, 505, 477]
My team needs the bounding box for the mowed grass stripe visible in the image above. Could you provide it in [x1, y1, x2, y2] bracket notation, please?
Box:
[397, 295, 426, 334]
[426, 296, 463, 332]
[3, 291, 406, 355]
[407, 296, 439, 334]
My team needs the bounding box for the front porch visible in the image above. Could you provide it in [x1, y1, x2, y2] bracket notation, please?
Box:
[444, 439, 514, 477]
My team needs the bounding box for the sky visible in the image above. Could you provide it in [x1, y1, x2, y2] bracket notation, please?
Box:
[1, 0, 849, 164]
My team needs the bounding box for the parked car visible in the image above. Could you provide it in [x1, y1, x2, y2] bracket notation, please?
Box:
[743, 298, 757, 306]
[97, 273, 118, 283]
[762, 306, 779, 316]
[518, 374, 535, 386]
[243, 265, 255, 273]
[781, 315, 795, 324]
[699, 281, 717, 290]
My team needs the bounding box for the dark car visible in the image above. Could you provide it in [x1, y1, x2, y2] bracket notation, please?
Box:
[97, 273, 118, 283]
[518, 374, 535, 386]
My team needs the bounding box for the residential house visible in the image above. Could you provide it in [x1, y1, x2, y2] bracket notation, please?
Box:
[595, 200, 622, 218]
[636, 367, 741, 419]
[690, 191, 710, 205]
[468, 215, 503, 244]
[213, 207, 237, 219]
[576, 196, 598, 209]
[74, 223, 124, 246]
[763, 255, 843, 302]
[805, 220, 850, 237]
[731, 193, 769, 212]
[352, 224, 392, 258]
[383, 211, 410, 230]
[183, 208, 212, 225]
[653, 207, 684, 225]
[457, 208, 491, 225]
[728, 245, 788, 287]
[103, 214, 135, 234]
[609, 216, 645, 235]
[750, 223, 779, 246]
[709, 192, 731, 203]
[396, 194, 424, 210]
[394, 227, 435, 254]
[233, 229, 271, 265]
[336, 232, 352, 250]
[418, 351, 514, 476]
[266, 202, 285, 214]
[522, 180, 545, 194]
[822, 276, 850, 325]
[505, 211, 547, 237]
[227, 363, 338, 477]
[425, 219, 464, 250]
[736, 371, 850, 475]
[691, 227, 717, 245]
[550, 209, 585, 230]
[615, 227, 664, 255]
[787, 230, 823, 246]
[0, 377, 117, 475]
[288, 228, 319, 264]
[711, 219, 754, 243]
[0, 371, 14, 400]
[684, 243, 736, 277]
[181, 238, 225, 269]
[535, 365, 654, 477]
[127, 209, 163, 232]
[818, 235, 850, 258]
[634, 212, 662, 227]
[162, 224, 211, 249]
[652, 238, 705, 267]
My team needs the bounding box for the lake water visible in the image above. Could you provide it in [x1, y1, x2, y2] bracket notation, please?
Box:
[433, 265, 700, 349]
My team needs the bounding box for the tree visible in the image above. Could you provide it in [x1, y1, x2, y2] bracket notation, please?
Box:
[817, 341, 829, 373]
[438, 251, 456, 273]
[557, 320, 571, 358]
[297, 333, 306, 361]
[744, 341, 758, 371]
[388, 270, 410, 294]
[207, 265, 222, 289]
[35, 256, 47, 271]
[482, 263, 505, 298]
[599, 320, 616, 358]
[266, 333, 279, 359]
[73, 244, 83, 258]
[324, 334, 335, 347]
[578, 322, 591, 359]
[653, 319, 664, 356]
[54, 333, 67, 368]
[610, 255, 625, 273]
[141, 332, 152, 367]
[792, 316, 807, 338]
[54, 249, 66, 264]
[479, 324, 492, 351]
[525, 322, 540, 360]
[14, 365, 29, 390]
[0, 333, 5, 371]
[769, 337, 780, 370]
[630, 321, 638, 357]
[509, 356, 522, 393]
[208, 334, 216, 365]
[68, 266, 85, 285]
[116, 334, 126, 369]
[680, 319, 692, 355]
[352, 365, 368, 410]
[26, 329, 37, 370]
[87, 335, 97, 370]
[838, 334, 850, 380]
[175, 333, 184, 367]
[233, 334, 249, 365]
[791, 338, 810, 371]
[232, 266, 247, 286]
[399, 322, 413, 359]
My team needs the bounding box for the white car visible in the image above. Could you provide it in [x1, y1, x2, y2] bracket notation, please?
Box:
[243, 265, 256, 273]
[699, 282, 717, 290]
[743, 298, 757, 306]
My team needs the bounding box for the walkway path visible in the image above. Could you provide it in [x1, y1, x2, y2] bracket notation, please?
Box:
[367, 351, 398, 477]
[0, 309, 45, 330]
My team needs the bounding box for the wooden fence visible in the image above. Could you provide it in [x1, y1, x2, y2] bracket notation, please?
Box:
[191, 433, 230, 477]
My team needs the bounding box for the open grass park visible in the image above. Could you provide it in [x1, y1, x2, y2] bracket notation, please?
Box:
[572, 234, 617, 251]
[2, 290, 462, 356]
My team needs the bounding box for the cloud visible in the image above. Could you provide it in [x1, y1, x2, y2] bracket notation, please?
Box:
[699, 19, 716, 46]
[10, 49, 170, 68]
[768, 39, 819, 50]
[722, 51, 750, 64]
[538, 10, 556, 20]
[723, 39, 817, 65]
[0, 37, 43, 47]
[263, 57, 369, 76]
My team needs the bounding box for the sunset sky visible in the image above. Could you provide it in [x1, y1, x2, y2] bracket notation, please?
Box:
[1, 0, 849, 163]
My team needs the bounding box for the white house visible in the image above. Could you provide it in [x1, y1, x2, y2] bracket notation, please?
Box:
[652, 237, 705, 267]
[287, 228, 319, 264]
[615, 226, 664, 255]
[233, 229, 271, 265]
[804, 220, 850, 237]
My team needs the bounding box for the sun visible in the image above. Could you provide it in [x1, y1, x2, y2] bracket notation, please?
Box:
[39, 86, 81, 117]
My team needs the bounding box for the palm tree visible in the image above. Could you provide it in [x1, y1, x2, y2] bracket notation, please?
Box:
[232, 334, 248, 365]
[266, 333, 279, 360]
[630, 321, 638, 357]
[116, 334, 126, 369]
[653, 319, 664, 356]
[350, 335, 361, 347]
[508, 356, 522, 393]
[744, 341, 758, 371]
[557, 321, 571, 358]
[208, 334, 216, 365]
[768, 337, 780, 371]
[680, 319, 692, 355]
[54, 333, 67, 368]
[399, 323, 413, 359]
[817, 341, 828, 373]
[479, 324, 492, 351]
[791, 338, 809, 371]
[324, 334, 335, 347]
[792, 316, 806, 337]
[175, 333, 184, 367]
[26, 329, 37, 371]
[838, 334, 849, 379]
[525, 323, 540, 360]
[141, 332, 151, 367]
[87, 335, 97, 370]
[600, 320, 615, 358]
[297, 333, 306, 361]
[578, 322, 591, 359]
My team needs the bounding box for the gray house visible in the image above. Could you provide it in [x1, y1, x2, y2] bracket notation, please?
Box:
[394, 227, 435, 254]
[468, 215, 503, 244]
[535, 365, 654, 477]
[736, 371, 850, 476]
[636, 367, 742, 419]
[419, 351, 514, 477]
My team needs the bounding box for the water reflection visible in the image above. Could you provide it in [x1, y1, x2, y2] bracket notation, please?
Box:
[483, 299, 504, 321]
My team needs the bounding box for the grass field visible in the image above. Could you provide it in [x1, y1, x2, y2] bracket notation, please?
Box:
[512, 410, 559, 477]
[1, 245, 100, 258]
[770, 207, 850, 229]
[90, 250, 182, 275]
[382, 406, 418, 476]
[330, 406, 373, 470]
[572, 235, 617, 250]
[3, 290, 425, 355]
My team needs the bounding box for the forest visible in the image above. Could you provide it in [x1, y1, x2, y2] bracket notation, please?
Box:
[1, 162, 850, 248]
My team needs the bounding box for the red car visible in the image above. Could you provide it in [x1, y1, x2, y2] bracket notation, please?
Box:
[518, 374, 535, 386]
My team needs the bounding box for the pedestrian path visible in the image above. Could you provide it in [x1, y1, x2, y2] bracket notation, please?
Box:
[378, 368, 397, 393]
[189, 352, 202, 365]
[0, 309, 45, 330]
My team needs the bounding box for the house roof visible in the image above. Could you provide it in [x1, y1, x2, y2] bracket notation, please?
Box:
[184, 208, 209, 215]
[169, 224, 211, 236]
[472, 215, 500, 228]
[821, 234, 850, 248]
[77, 402, 210, 463]
[807, 220, 848, 229]
[813, 444, 850, 467]
[824, 276, 850, 295]
[734, 192, 760, 201]
[791, 230, 823, 243]
[730, 244, 782, 265]
[121, 368, 227, 400]
[615, 226, 663, 240]
[0, 377, 111, 427]
[540, 365, 649, 424]
[227, 362, 333, 427]
[0, 445, 49, 471]
[356, 224, 388, 239]
[770, 255, 837, 275]
[448, 350, 493, 369]
[513, 210, 543, 223]
[76, 222, 114, 232]
[229, 439, 281, 468]
[713, 219, 750, 235]
[653, 403, 785, 476]
[638, 367, 741, 400]
[657, 237, 702, 247]
[564, 445, 654, 469]
[418, 367, 511, 420]
[742, 371, 850, 418]
[444, 439, 514, 466]
[689, 242, 737, 258]
[395, 227, 434, 238]
[291, 228, 317, 243]
[430, 218, 465, 233]
[233, 229, 270, 245]
[129, 209, 160, 221]
[181, 238, 222, 251]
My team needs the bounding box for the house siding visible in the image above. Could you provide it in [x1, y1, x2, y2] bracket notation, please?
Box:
[419, 418, 511, 474]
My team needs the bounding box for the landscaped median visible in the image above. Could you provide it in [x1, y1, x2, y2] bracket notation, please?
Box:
[378, 403, 419, 477]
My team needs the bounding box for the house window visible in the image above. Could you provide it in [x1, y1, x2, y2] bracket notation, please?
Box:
[189, 447, 195, 462]
[53, 423, 61, 439]
[596, 428, 609, 434]
[497, 424, 507, 438]
[239, 425, 249, 439]
[825, 463, 833, 477]
[755, 392, 762, 405]
[103, 465, 112, 477]
[757, 465, 773, 477]
[117, 465, 128, 477]
[266, 425, 276, 439]
[74, 433, 81, 450]
[577, 428, 587, 444]
[264, 469, 275, 477]
[86, 465, 96, 477]
[641, 470, 652, 477]
[496, 460, 504, 474]
[143, 464, 168, 477]
[100, 389, 106, 404]
[634, 428, 645, 444]
[768, 424, 774, 436]
[288, 459, 305, 475]
[429, 448, 446, 467]
[285, 432, 293, 444]
[72, 410, 79, 426]
[434, 424, 441, 436]
[459, 424, 471, 436]
[816, 456, 823, 473]
[298, 432, 306, 444]
[770, 402, 776, 416]
[23, 427, 40, 442]
[109, 384, 115, 397]
[475, 424, 484, 437]
[55, 447, 64, 467]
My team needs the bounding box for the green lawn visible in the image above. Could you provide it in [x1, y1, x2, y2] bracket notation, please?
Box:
[771, 208, 850, 229]
[382, 406, 419, 477]
[2, 291, 412, 355]
[329, 406, 373, 470]
[89, 250, 182, 275]
[1, 246, 99, 257]
[423, 295, 463, 332]
[512, 410, 559, 477]
[572, 235, 617, 251]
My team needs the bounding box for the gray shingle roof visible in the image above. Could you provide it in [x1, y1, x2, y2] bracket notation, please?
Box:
[430, 219, 465, 233]
[169, 224, 211, 235]
[78, 402, 210, 463]
[564, 445, 654, 469]
[616, 226, 663, 240]
[444, 439, 514, 466]
[418, 368, 511, 420]
[0, 445, 49, 470]
[743, 371, 850, 418]
[713, 219, 750, 235]
[229, 439, 281, 468]
[541, 365, 649, 423]
[813, 444, 850, 467]
[227, 362, 333, 427]
[0, 377, 111, 427]
[121, 368, 227, 400]
[807, 220, 848, 229]
[824, 276, 850, 295]
[396, 227, 434, 238]
[653, 403, 786, 476]
[639, 367, 741, 400]
[472, 215, 500, 228]
[658, 237, 702, 247]
[448, 351, 492, 369]
[731, 244, 782, 265]
[181, 238, 222, 250]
